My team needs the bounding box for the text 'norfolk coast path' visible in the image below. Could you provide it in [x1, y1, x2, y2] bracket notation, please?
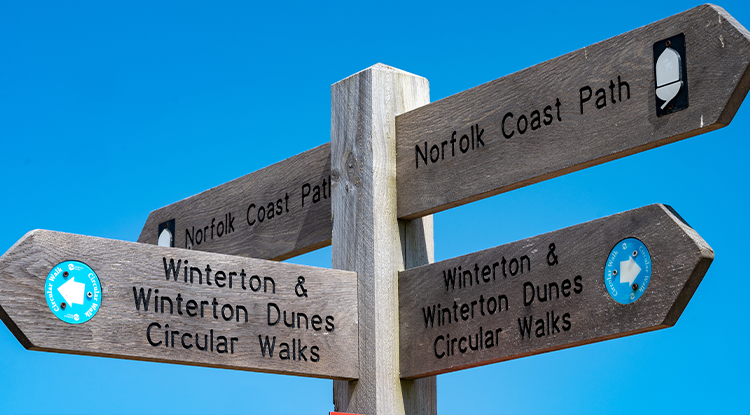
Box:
[395, 5, 750, 220]
[139, 143, 332, 261]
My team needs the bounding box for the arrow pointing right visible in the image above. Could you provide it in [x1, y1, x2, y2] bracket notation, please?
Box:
[619, 256, 642, 286]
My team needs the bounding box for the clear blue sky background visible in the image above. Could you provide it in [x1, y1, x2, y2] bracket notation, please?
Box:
[1, 1, 748, 414]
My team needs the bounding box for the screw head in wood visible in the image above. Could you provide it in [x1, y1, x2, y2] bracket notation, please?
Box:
[632, 283, 639, 291]
[63, 271, 69, 277]
[612, 269, 618, 276]
[60, 302, 66, 309]
[87, 291, 93, 299]
[632, 250, 638, 257]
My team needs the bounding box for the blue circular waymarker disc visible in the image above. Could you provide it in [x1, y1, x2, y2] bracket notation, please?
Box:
[604, 238, 652, 304]
[45, 261, 102, 324]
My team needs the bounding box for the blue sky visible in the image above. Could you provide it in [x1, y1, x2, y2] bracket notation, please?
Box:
[1, 1, 749, 414]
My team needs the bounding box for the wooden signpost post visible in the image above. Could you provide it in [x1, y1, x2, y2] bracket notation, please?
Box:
[1, 4, 748, 415]
[138, 143, 332, 261]
[330, 64, 436, 415]
[0, 230, 357, 379]
[399, 204, 712, 378]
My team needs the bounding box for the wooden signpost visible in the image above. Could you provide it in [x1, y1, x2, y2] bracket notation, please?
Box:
[395, 4, 750, 219]
[398, 204, 712, 378]
[138, 143, 332, 261]
[0, 230, 357, 379]
[0, 4, 747, 415]
[330, 64, 436, 415]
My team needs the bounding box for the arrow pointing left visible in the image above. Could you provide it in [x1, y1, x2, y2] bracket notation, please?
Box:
[57, 277, 85, 306]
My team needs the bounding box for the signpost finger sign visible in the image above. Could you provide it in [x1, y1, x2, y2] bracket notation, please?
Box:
[0, 230, 358, 380]
[395, 4, 750, 220]
[399, 204, 713, 379]
[138, 143, 332, 261]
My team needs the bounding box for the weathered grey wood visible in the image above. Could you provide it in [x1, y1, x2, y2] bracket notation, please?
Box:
[398, 204, 713, 379]
[138, 143, 331, 261]
[0, 230, 357, 379]
[396, 4, 750, 220]
[331, 64, 435, 414]
[399, 217, 437, 415]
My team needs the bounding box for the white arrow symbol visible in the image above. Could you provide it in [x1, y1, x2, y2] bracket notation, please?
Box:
[619, 256, 641, 286]
[58, 277, 85, 306]
[158, 228, 173, 247]
[655, 47, 683, 109]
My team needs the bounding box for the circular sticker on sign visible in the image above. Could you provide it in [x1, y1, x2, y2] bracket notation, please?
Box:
[603, 238, 652, 304]
[45, 261, 102, 324]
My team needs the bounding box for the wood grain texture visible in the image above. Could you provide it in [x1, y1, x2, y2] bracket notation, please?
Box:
[395, 4, 750, 220]
[331, 64, 434, 414]
[399, 218, 437, 415]
[0, 230, 357, 379]
[138, 143, 332, 261]
[398, 204, 713, 379]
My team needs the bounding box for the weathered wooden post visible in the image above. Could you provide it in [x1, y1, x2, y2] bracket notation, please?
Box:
[331, 64, 436, 414]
